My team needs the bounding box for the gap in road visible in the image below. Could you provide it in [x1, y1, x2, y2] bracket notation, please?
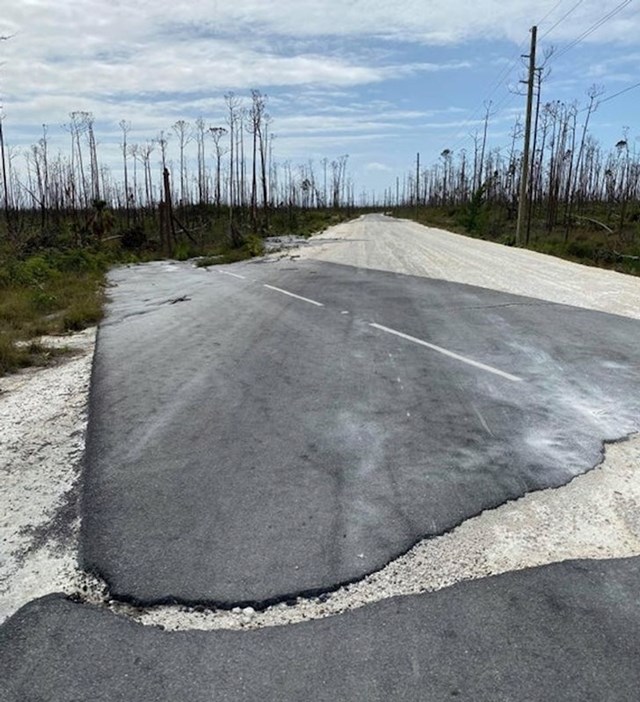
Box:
[63, 430, 640, 632]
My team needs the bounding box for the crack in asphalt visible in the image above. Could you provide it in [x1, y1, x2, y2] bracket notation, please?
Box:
[58, 430, 640, 633]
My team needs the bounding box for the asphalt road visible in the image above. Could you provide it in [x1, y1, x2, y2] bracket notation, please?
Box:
[79, 258, 640, 606]
[2, 557, 640, 701]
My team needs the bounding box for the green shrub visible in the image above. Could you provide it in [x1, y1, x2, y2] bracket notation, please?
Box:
[63, 306, 102, 332]
[195, 255, 223, 267]
[16, 256, 57, 286]
[0, 289, 37, 328]
[121, 225, 147, 250]
[244, 235, 265, 257]
[173, 242, 191, 261]
[30, 289, 58, 313]
[457, 186, 490, 235]
[566, 240, 597, 260]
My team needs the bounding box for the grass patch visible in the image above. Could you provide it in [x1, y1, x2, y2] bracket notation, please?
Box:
[0, 336, 72, 376]
[0, 249, 107, 376]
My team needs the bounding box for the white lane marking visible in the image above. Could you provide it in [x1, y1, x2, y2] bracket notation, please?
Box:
[218, 270, 246, 280]
[263, 284, 324, 307]
[369, 322, 523, 383]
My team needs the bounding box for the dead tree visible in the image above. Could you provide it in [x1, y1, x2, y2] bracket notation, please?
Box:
[119, 120, 131, 218]
[194, 117, 207, 205]
[172, 120, 192, 205]
[209, 126, 227, 211]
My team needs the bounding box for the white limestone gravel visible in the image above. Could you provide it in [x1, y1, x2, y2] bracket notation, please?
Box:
[0, 329, 96, 624]
[1, 214, 639, 630]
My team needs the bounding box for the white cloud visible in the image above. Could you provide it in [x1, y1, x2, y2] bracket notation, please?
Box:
[1, 0, 638, 194]
[366, 161, 393, 171]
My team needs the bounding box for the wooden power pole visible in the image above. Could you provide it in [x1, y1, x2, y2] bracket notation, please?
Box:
[515, 25, 537, 247]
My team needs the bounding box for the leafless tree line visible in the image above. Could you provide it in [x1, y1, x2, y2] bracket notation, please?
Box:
[386, 89, 638, 240]
[0, 90, 355, 231]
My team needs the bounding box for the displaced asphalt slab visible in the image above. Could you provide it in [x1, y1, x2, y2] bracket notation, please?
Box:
[81, 259, 640, 606]
[2, 557, 640, 701]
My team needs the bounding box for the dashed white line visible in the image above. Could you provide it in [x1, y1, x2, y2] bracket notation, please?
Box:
[263, 284, 324, 307]
[218, 270, 247, 280]
[369, 322, 523, 383]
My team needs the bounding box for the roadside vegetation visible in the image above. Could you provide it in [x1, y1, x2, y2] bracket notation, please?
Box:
[0, 247, 108, 375]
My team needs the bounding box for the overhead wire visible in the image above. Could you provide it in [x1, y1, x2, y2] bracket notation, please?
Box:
[539, 0, 585, 39]
[431, 0, 634, 159]
[550, 0, 633, 60]
[443, 46, 527, 152]
[536, 0, 569, 27]
[597, 79, 640, 106]
[439, 0, 579, 153]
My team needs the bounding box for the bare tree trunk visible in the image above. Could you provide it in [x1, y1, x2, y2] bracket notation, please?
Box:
[161, 167, 175, 254]
[119, 120, 130, 222]
[172, 120, 191, 206]
[87, 114, 100, 202]
[249, 91, 266, 231]
[260, 117, 270, 228]
[195, 117, 206, 205]
[70, 112, 89, 208]
[209, 127, 227, 212]
[225, 93, 241, 229]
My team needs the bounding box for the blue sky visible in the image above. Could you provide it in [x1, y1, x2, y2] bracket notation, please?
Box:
[1, 0, 638, 200]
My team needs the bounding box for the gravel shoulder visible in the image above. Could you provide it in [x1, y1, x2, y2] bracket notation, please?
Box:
[0, 329, 97, 624]
[1, 214, 639, 630]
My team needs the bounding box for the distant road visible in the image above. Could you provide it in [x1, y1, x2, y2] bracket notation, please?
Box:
[295, 213, 640, 320]
[80, 217, 640, 606]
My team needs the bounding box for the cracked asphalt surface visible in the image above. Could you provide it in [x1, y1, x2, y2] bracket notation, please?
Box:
[79, 257, 640, 606]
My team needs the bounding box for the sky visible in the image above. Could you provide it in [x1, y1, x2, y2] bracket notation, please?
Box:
[1, 0, 639, 201]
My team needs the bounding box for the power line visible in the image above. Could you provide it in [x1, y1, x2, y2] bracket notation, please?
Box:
[552, 0, 633, 60]
[432, 0, 632, 158]
[575, 78, 640, 115]
[539, 0, 585, 39]
[452, 0, 635, 146]
[467, 0, 585, 115]
[443, 50, 526, 152]
[598, 80, 640, 105]
[537, 0, 569, 27]
[440, 1, 578, 154]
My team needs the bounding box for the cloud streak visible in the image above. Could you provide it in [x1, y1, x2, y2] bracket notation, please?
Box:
[1, 0, 638, 194]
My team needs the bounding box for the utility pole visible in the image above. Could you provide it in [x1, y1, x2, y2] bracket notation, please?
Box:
[515, 25, 537, 247]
